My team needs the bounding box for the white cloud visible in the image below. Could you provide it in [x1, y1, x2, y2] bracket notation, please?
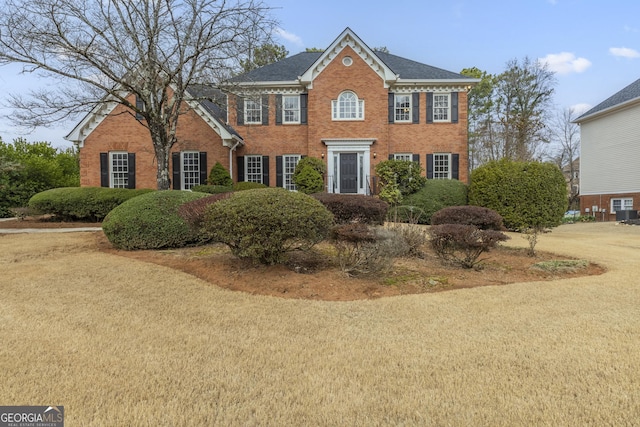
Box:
[274, 28, 304, 47]
[539, 52, 591, 75]
[609, 47, 640, 58]
[570, 103, 592, 116]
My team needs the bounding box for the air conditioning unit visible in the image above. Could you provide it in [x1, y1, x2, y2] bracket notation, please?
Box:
[616, 210, 639, 221]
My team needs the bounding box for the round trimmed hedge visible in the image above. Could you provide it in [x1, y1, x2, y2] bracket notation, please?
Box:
[392, 179, 468, 224]
[102, 190, 209, 250]
[202, 187, 334, 265]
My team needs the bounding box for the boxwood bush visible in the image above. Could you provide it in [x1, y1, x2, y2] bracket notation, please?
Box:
[311, 193, 389, 225]
[233, 182, 267, 191]
[28, 187, 153, 221]
[391, 179, 468, 224]
[191, 184, 234, 194]
[102, 190, 210, 250]
[202, 188, 334, 265]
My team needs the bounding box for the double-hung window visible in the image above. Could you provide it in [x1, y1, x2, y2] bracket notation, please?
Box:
[283, 155, 301, 191]
[181, 151, 200, 190]
[394, 94, 411, 122]
[611, 198, 633, 213]
[433, 153, 451, 179]
[433, 94, 451, 122]
[110, 152, 129, 188]
[246, 155, 263, 183]
[393, 153, 412, 161]
[244, 98, 262, 124]
[332, 91, 364, 120]
[283, 96, 300, 124]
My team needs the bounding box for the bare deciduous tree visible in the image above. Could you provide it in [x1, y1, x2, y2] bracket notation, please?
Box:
[0, 0, 275, 189]
[550, 107, 581, 209]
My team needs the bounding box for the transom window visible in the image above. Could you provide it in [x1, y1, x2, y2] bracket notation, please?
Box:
[283, 96, 300, 124]
[332, 91, 364, 120]
[246, 155, 263, 183]
[283, 155, 301, 191]
[394, 153, 412, 161]
[110, 152, 129, 188]
[181, 151, 200, 190]
[433, 153, 451, 179]
[611, 198, 633, 213]
[433, 94, 451, 122]
[395, 94, 411, 122]
[244, 98, 262, 124]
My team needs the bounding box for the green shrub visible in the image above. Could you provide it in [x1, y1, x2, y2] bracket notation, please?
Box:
[293, 156, 326, 178]
[202, 188, 334, 265]
[392, 179, 468, 224]
[28, 187, 153, 221]
[293, 165, 324, 194]
[312, 193, 389, 225]
[430, 224, 509, 269]
[469, 159, 566, 231]
[102, 190, 209, 250]
[207, 161, 233, 186]
[431, 205, 505, 231]
[191, 184, 234, 194]
[375, 159, 426, 202]
[233, 181, 267, 191]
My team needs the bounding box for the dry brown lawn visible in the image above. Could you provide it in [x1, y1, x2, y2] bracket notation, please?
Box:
[1, 222, 640, 425]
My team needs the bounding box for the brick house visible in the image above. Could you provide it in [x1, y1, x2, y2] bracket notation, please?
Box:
[574, 77, 640, 220]
[67, 28, 477, 193]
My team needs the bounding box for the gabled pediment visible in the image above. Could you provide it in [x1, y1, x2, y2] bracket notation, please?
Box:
[298, 28, 399, 89]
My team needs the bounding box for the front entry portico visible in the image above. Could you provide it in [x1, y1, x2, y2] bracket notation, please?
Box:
[322, 139, 375, 195]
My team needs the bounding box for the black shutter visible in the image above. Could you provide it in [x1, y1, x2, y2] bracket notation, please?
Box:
[237, 96, 244, 125]
[275, 94, 283, 125]
[127, 153, 136, 189]
[261, 95, 269, 125]
[412, 92, 420, 124]
[426, 93, 433, 123]
[172, 152, 181, 190]
[452, 154, 459, 180]
[100, 152, 109, 187]
[300, 94, 308, 124]
[276, 156, 283, 187]
[451, 92, 459, 124]
[237, 156, 245, 182]
[388, 154, 394, 160]
[199, 152, 208, 185]
[262, 156, 269, 186]
[426, 154, 434, 179]
[135, 96, 144, 120]
[388, 93, 395, 123]
[412, 153, 420, 164]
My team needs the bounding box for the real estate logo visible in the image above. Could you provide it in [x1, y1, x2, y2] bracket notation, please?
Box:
[0, 406, 64, 427]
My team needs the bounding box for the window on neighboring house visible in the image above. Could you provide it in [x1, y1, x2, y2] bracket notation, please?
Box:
[246, 155, 263, 183]
[433, 94, 450, 122]
[181, 151, 200, 190]
[393, 153, 412, 161]
[433, 153, 451, 179]
[110, 152, 129, 188]
[283, 96, 300, 124]
[332, 91, 364, 120]
[244, 98, 262, 124]
[283, 155, 301, 191]
[611, 198, 633, 213]
[395, 94, 411, 122]
[135, 96, 145, 120]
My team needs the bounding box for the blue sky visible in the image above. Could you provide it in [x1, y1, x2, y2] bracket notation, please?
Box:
[1, 0, 639, 148]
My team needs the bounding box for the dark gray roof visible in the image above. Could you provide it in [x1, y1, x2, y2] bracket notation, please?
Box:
[576, 77, 640, 121]
[186, 85, 242, 140]
[230, 50, 468, 83]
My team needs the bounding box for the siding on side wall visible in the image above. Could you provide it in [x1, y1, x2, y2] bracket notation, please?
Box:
[580, 102, 640, 195]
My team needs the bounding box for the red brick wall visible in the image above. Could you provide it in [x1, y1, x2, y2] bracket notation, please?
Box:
[580, 193, 640, 221]
[79, 95, 228, 189]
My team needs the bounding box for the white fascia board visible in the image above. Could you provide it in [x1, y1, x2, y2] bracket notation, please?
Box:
[573, 97, 640, 124]
[64, 93, 124, 147]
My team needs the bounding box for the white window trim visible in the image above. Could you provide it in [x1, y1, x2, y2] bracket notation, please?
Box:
[282, 95, 300, 124]
[610, 198, 633, 213]
[433, 153, 452, 179]
[109, 151, 129, 189]
[394, 94, 412, 123]
[181, 151, 200, 190]
[393, 153, 412, 161]
[244, 98, 262, 124]
[245, 155, 263, 183]
[332, 91, 365, 121]
[283, 154, 301, 191]
[433, 93, 451, 123]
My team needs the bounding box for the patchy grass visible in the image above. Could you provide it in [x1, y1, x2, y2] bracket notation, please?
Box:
[532, 259, 589, 273]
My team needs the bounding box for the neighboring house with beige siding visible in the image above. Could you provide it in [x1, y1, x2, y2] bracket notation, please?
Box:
[574, 78, 640, 220]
